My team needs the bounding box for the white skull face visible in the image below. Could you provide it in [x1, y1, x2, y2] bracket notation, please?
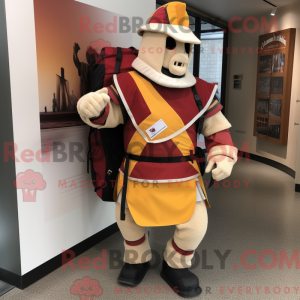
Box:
[163, 37, 191, 76]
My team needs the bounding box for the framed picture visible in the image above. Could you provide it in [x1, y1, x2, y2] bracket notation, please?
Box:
[34, 0, 132, 130]
[269, 99, 282, 117]
[259, 55, 272, 73]
[254, 29, 296, 145]
[257, 98, 269, 115]
[258, 77, 271, 94]
[271, 77, 284, 95]
[256, 117, 268, 136]
[268, 120, 281, 139]
[272, 53, 285, 73]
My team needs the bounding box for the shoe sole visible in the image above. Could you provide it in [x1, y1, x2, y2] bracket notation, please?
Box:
[160, 270, 202, 298]
[117, 263, 151, 287]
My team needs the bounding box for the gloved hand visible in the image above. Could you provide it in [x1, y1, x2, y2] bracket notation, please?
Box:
[77, 87, 110, 119]
[205, 154, 235, 181]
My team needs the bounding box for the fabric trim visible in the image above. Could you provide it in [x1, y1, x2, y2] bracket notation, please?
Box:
[165, 5, 170, 24]
[107, 85, 120, 104]
[118, 169, 200, 183]
[202, 111, 232, 137]
[90, 104, 110, 125]
[114, 72, 217, 144]
[125, 234, 146, 246]
[137, 24, 201, 44]
[172, 238, 194, 256]
[132, 57, 196, 88]
[207, 145, 238, 163]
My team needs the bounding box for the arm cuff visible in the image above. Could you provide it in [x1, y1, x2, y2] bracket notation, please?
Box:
[207, 145, 238, 164]
[90, 104, 110, 125]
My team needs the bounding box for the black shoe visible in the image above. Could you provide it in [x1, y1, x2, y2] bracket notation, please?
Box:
[160, 260, 202, 298]
[117, 261, 150, 287]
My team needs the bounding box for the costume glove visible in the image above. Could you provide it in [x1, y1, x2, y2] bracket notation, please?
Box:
[205, 155, 235, 181]
[77, 87, 110, 119]
[205, 145, 238, 181]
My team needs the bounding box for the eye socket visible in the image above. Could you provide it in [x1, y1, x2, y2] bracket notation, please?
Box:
[185, 43, 190, 54]
[166, 37, 176, 50]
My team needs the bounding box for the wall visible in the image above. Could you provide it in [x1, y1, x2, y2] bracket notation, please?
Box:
[4, 0, 155, 276]
[0, 0, 21, 275]
[76, 0, 155, 48]
[225, 1, 300, 175]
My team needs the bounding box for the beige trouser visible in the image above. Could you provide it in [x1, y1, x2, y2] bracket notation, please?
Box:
[115, 200, 208, 268]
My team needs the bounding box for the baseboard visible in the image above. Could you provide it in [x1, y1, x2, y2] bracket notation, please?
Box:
[238, 151, 295, 179]
[0, 222, 119, 290]
[295, 184, 300, 193]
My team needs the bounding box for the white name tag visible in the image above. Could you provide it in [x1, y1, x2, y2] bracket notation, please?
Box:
[146, 119, 168, 139]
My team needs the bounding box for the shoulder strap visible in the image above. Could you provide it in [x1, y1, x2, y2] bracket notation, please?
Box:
[114, 47, 122, 74]
[191, 85, 204, 134]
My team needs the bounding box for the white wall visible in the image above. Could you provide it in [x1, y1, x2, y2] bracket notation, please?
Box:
[76, 0, 155, 48]
[5, 0, 155, 276]
[225, 1, 300, 179]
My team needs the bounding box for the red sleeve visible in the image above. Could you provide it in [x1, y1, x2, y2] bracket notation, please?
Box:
[90, 104, 110, 125]
[107, 84, 120, 104]
[204, 99, 223, 118]
[205, 129, 234, 153]
[195, 78, 222, 118]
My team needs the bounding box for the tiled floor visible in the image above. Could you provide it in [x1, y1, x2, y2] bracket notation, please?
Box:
[1, 158, 300, 299]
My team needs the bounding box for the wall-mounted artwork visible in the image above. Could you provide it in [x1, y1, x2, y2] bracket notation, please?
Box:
[268, 120, 281, 140]
[271, 77, 284, 95]
[272, 53, 285, 73]
[259, 55, 272, 73]
[257, 99, 269, 115]
[256, 117, 268, 136]
[258, 77, 271, 94]
[253, 29, 296, 145]
[33, 0, 132, 130]
[269, 99, 282, 117]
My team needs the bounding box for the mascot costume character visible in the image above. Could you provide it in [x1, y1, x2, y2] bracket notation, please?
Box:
[77, 2, 237, 298]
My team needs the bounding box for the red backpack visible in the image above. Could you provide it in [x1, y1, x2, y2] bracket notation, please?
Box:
[87, 47, 138, 202]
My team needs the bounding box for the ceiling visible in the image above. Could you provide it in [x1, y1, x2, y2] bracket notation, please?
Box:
[183, 0, 299, 22]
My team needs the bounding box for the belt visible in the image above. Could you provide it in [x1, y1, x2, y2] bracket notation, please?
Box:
[120, 153, 214, 221]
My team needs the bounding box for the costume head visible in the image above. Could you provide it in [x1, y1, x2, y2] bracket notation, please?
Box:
[136, 2, 201, 80]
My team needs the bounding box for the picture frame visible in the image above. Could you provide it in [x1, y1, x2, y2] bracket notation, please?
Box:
[253, 29, 296, 145]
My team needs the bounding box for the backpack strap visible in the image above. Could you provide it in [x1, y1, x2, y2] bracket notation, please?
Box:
[129, 46, 138, 56]
[114, 47, 122, 74]
[191, 85, 204, 134]
[191, 85, 215, 189]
